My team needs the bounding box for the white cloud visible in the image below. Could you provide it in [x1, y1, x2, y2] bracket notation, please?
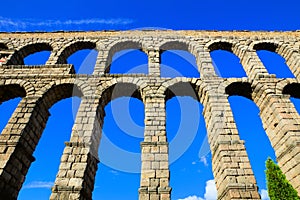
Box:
[34, 18, 133, 26]
[204, 180, 217, 200]
[0, 17, 134, 30]
[178, 179, 217, 200]
[192, 161, 197, 165]
[23, 181, 53, 189]
[178, 195, 204, 200]
[260, 189, 270, 200]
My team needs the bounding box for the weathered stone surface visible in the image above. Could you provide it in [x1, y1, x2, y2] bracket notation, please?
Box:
[0, 30, 298, 199]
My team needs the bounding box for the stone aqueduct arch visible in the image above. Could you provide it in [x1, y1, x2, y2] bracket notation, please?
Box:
[0, 30, 298, 199]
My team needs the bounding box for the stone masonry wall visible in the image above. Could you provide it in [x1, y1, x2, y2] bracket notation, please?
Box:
[0, 30, 299, 199]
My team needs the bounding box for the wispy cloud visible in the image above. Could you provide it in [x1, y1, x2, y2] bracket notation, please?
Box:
[110, 170, 120, 175]
[178, 179, 217, 200]
[23, 181, 54, 189]
[200, 156, 208, 166]
[0, 17, 134, 31]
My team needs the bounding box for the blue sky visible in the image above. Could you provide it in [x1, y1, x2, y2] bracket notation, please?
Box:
[0, 0, 299, 200]
[0, 0, 299, 31]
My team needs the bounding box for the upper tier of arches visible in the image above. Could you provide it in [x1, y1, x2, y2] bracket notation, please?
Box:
[0, 34, 298, 79]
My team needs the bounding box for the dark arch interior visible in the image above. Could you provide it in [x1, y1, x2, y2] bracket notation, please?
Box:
[0, 84, 26, 103]
[160, 41, 189, 51]
[283, 83, 300, 114]
[40, 83, 83, 110]
[0, 43, 8, 50]
[225, 82, 252, 100]
[21, 43, 52, 58]
[165, 82, 198, 101]
[283, 83, 300, 98]
[208, 42, 233, 52]
[8, 43, 53, 65]
[59, 41, 97, 64]
[253, 42, 278, 52]
[101, 83, 142, 104]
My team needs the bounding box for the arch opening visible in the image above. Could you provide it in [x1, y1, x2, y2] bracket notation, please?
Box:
[24, 51, 51, 65]
[210, 49, 247, 78]
[67, 49, 98, 74]
[105, 41, 144, 74]
[161, 50, 199, 78]
[8, 83, 83, 199]
[7, 43, 53, 65]
[165, 82, 199, 101]
[225, 82, 252, 100]
[208, 42, 246, 78]
[254, 43, 295, 78]
[57, 41, 98, 74]
[109, 49, 148, 74]
[0, 98, 22, 134]
[165, 83, 216, 200]
[227, 95, 276, 197]
[0, 84, 26, 134]
[18, 96, 81, 199]
[93, 83, 144, 199]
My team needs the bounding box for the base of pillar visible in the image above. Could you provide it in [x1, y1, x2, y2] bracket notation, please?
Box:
[139, 186, 171, 200]
[218, 183, 260, 200]
[50, 186, 86, 200]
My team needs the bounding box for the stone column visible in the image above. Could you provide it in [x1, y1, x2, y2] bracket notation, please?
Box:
[197, 50, 218, 78]
[147, 49, 161, 77]
[139, 95, 171, 200]
[254, 91, 300, 194]
[46, 51, 60, 65]
[93, 50, 109, 76]
[50, 97, 101, 200]
[0, 96, 48, 199]
[233, 46, 271, 80]
[201, 85, 260, 200]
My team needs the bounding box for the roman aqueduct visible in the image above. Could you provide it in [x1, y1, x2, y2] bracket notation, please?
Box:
[0, 30, 299, 199]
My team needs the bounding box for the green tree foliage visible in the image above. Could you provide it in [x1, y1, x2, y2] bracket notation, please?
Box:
[265, 157, 299, 200]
